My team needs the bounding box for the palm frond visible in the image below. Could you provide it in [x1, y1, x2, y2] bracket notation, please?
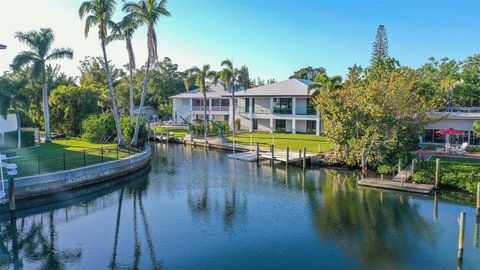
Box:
[46, 48, 73, 61]
[11, 51, 39, 71]
[78, 1, 94, 19]
[83, 15, 98, 37]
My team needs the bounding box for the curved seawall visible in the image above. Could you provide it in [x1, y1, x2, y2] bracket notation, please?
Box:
[10, 145, 152, 199]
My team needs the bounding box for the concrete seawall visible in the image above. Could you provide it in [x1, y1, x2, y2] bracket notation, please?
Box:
[10, 145, 152, 199]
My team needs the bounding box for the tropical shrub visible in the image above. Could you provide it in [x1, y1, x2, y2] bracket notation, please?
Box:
[465, 145, 480, 153]
[120, 116, 148, 143]
[81, 113, 116, 143]
[0, 129, 35, 150]
[413, 161, 480, 193]
[190, 121, 229, 137]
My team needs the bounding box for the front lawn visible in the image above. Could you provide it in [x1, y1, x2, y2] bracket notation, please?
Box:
[228, 132, 333, 153]
[152, 127, 188, 138]
[430, 155, 480, 164]
[2, 138, 139, 178]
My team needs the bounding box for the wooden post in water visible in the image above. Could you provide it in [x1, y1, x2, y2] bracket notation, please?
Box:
[435, 158, 440, 190]
[476, 182, 480, 217]
[457, 211, 466, 267]
[302, 147, 307, 173]
[233, 140, 236, 154]
[271, 144, 275, 165]
[298, 150, 302, 166]
[381, 174, 384, 185]
[256, 143, 260, 164]
[286, 147, 289, 170]
[8, 177, 15, 211]
[433, 191, 438, 221]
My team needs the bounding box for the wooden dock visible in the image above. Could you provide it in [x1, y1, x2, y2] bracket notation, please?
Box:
[357, 178, 434, 194]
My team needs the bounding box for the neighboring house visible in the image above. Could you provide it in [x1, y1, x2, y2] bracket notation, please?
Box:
[170, 84, 241, 125]
[132, 106, 161, 123]
[420, 107, 480, 146]
[170, 78, 323, 135]
[226, 78, 322, 135]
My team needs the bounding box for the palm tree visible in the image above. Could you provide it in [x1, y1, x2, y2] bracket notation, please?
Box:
[307, 73, 343, 134]
[123, 0, 171, 146]
[79, 0, 125, 145]
[11, 28, 73, 143]
[217, 59, 241, 136]
[107, 16, 139, 121]
[186, 64, 217, 143]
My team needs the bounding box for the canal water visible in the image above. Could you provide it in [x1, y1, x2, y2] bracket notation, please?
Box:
[0, 143, 479, 269]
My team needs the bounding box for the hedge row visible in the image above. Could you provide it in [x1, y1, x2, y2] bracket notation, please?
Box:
[0, 129, 35, 150]
[413, 160, 480, 193]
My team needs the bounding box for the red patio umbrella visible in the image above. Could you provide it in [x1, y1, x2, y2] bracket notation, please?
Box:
[435, 128, 465, 135]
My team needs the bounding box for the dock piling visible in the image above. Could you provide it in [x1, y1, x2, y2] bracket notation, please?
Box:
[457, 211, 466, 267]
[435, 158, 440, 189]
[476, 182, 480, 217]
[286, 147, 289, 170]
[256, 143, 260, 164]
[302, 147, 306, 173]
[298, 150, 302, 166]
[8, 177, 15, 211]
[271, 144, 275, 165]
[381, 174, 384, 185]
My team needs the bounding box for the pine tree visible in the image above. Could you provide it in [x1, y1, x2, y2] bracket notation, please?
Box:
[371, 25, 389, 63]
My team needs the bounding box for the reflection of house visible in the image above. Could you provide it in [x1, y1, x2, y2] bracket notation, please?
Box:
[132, 106, 160, 123]
[421, 107, 480, 146]
[170, 79, 323, 135]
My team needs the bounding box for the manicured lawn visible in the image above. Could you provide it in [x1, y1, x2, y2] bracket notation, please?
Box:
[152, 127, 188, 138]
[2, 138, 140, 178]
[228, 132, 333, 153]
[430, 155, 480, 164]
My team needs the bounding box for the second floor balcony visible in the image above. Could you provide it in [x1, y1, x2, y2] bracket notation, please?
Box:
[192, 105, 229, 112]
[295, 106, 317, 115]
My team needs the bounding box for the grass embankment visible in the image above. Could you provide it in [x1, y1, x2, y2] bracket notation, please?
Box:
[228, 132, 333, 153]
[413, 156, 480, 193]
[2, 138, 139, 178]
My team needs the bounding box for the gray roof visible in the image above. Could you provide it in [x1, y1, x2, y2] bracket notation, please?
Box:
[170, 84, 242, 99]
[225, 78, 313, 97]
[432, 111, 480, 120]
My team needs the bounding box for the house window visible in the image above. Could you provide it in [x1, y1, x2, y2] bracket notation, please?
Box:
[306, 120, 316, 134]
[181, 99, 189, 106]
[469, 131, 480, 145]
[253, 118, 258, 130]
[221, 99, 229, 106]
[245, 98, 250, 113]
[273, 98, 292, 114]
[252, 98, 255, 113]
[275, 119, 286, 132]
[224, 115, 229, 121]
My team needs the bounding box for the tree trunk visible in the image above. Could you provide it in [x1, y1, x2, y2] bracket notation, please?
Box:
[15, 109, 21, 149]
[204, 94, 207, 144]
[126, 38, 135, 121]
[42, 83, 51, 143]
[131, 57, 151, 146]
[231, 88, 236, 136]
[100, 38, 124, 145]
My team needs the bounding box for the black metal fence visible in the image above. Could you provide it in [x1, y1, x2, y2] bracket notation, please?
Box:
[2, 146, 142, 179]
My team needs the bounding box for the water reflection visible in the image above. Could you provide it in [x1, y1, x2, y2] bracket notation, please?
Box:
[303, 170, 436, 268]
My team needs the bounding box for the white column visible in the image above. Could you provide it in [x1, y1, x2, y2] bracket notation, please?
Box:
[270, 118, 274, 133]
[189, 99, 193, 122]
[316, 114, 320, 136]
[292, 119, 296, 134]
[249, 97, 253, 132]
[292, 97, 296, 116]
[269, 97, 274, 133]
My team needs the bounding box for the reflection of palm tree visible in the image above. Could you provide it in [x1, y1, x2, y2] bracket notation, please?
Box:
[133, 192, 141, 270]
[306, 171, 435, 268]
[109, 188, 124, 270]
[138, 191, 162, 270]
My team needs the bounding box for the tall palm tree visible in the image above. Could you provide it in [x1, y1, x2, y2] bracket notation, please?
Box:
[217, 59, 240, 136]
[11, 28, 73, 143]
[123, 0, 170, 146]
[107, 16, 139, 121]
[307, 73, 343, 135]
[186, 64, 217, 144]
[79, 0, 125, 145]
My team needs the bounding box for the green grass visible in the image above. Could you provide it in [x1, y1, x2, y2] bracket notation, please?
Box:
[430, 155, 480, 164]
[152, 127, 188, 138]
[228, 132, 333, 153]
[2, 137, 140, 178]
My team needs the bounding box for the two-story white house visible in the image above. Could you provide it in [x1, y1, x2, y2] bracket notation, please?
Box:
[170, 84, 240, 125]
[171, 78, 323, 135]
[227, 79, 322, 135]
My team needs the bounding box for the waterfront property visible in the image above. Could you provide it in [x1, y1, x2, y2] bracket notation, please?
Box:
[421, 107, 480, 147]
[171, 79, 323, 135]
[1, 143, 479, 269]
[170, 84, 241, 124]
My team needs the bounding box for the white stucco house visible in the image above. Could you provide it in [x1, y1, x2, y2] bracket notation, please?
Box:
[420, 107, 480, 146]
[170, 78, 323, 135]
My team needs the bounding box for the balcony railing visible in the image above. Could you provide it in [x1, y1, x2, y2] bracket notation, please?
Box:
[236, 107, 271, 114]
[273, 107, 292, 114]
[295, 107, 317, 115]
[211, 106, 229, 112]
[192, 105, 205, 111]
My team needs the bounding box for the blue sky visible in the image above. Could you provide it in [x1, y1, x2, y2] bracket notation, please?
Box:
[1, 0, 479, 80]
